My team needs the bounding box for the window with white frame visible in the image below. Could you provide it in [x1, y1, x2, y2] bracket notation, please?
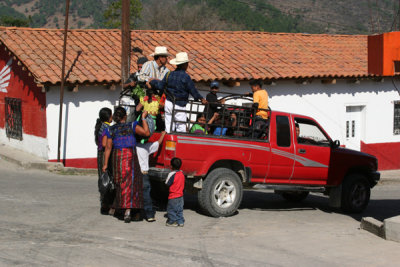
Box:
[394, 101, 400, 135]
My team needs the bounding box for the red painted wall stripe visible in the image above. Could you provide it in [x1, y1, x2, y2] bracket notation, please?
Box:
[361, 141, 400, 170]
[49, 158, 98, 169]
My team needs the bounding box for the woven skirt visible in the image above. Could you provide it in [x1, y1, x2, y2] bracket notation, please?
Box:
[111, 148, 143, 209]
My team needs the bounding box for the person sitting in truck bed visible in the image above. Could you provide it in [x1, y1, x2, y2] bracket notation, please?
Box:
[190, 113, 219, 135]
[212, 112, 237, 136]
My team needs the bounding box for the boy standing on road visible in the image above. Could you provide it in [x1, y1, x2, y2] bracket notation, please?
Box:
[165, 158, 185, 227]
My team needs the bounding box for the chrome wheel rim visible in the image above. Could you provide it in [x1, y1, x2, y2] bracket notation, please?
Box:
[214, 180, 236, 208]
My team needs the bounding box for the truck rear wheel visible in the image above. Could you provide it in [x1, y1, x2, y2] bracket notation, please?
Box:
[280, 191, 309, 202]
[341, 174, 370, 213]
[198, 168, 243, 217]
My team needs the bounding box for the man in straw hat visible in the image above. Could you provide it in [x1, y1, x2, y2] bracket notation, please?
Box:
[151, 52, 207, 133]
[138, 46, 170, 88]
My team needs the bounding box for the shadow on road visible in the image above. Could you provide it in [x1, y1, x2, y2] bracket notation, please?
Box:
[181, 189, 400, 221]
[239, 189, 400, 222]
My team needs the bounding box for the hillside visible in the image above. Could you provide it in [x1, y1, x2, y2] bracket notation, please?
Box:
[0, 0, 399, 34]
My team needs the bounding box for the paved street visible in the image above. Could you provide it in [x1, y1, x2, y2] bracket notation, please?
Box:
[0, 159, 399, 266]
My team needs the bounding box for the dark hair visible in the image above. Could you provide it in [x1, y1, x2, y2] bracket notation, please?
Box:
[196, 113, 206, 122]
[137, 56, 148, 65]
[171, 157, 182, 170]
[146, 89, 154, 103]
[249, 79, 263, 87]
[154, 55, 160, 60]
[113, 106, 127, 124]
[94, 107, 112, 145]
[295, 122, 299, 128]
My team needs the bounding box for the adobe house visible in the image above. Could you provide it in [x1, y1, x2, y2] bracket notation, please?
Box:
[0, 27, 399, 170]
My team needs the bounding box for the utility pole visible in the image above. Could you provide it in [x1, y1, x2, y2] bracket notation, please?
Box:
[121, 0, 130, 85]
[57, 0, 70, 163]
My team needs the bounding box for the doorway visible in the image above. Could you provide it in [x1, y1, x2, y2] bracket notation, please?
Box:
[344, 105, 365, 151]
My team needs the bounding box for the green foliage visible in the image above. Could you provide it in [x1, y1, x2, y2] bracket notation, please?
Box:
[29, 13, 46, 27]
[0, 16, 29, 27]
[103, 0, 142, 29]
[0, 5, 27, 19]
[0, 5, 29, 27]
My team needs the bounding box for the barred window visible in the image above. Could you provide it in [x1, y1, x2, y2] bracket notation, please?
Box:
[5, 97, 23, 140]
[394, 102, 400, 135]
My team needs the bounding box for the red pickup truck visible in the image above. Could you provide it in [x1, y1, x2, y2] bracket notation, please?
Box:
[147, 102, 380, 217]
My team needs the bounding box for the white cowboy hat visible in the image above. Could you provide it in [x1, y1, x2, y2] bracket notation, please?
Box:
[149, 46, 170, 57]
[169, 52, 190, 65]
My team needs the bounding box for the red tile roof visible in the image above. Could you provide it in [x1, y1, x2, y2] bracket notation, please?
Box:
[0, 27, 369, 85]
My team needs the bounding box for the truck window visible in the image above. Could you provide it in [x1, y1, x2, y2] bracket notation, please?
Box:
[294, 118, 330, 147]
[276, 115, 291, 147]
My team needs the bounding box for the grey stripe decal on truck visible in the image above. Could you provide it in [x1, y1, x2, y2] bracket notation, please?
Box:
[178, 136, 327, 168]
[271, 148, 328, 168]
[178, 136, 270, 152]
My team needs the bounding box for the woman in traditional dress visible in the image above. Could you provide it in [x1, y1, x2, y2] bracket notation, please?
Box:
[102, 107, 150, 223]
[94, 107, 113, 214]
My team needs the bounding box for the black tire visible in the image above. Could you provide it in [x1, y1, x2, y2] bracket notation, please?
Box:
[280, 191, 309, 202]
[198, 168, 243, 217]
[341, 174, 370, 213]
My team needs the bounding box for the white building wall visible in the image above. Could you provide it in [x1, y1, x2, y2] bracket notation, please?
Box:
[45, 79, 400, 163]
[0, 128, 48, 158]
[46, 85, 120, 161]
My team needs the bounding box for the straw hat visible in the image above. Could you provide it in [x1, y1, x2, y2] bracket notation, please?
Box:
[149, 46, 170, 57]
[169, 52, 190, 65]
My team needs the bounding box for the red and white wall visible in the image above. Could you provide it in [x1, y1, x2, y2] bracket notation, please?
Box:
[45, 85, 120, 168]
[0, 46, 48, 158]
[1, 41, 400, 170]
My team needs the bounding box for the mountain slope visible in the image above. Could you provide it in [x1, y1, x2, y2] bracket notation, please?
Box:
[0, 0, 399, 34]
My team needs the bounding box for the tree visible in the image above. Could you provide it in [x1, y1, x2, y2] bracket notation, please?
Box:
[0, 16, 29, 27]
[104, 0, 142, 28]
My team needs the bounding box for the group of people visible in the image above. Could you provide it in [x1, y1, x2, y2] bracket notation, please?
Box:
[95, 106, 185, 226]
[93, 45, 270, 226]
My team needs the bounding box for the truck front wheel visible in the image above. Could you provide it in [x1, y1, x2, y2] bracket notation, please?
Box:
[341, 174, 370, 213]
[198, 168, 243, 217]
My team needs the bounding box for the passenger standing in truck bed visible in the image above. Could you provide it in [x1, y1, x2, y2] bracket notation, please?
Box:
[206, 81, 225, 120]
[250, 79, 269, 119]
[248, 79, 269, 138]
[151, 52, 207, 133]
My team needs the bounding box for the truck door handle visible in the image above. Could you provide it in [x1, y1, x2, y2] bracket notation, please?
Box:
[298, 149, 306, 154]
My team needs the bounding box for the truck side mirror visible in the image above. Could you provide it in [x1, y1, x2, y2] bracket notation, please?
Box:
[331, 140, 340, 148]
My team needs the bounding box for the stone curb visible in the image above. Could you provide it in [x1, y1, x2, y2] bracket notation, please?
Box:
[361, 216, 400, 242]
[360, 217, 385, 238]
[0, 152, 96, 176]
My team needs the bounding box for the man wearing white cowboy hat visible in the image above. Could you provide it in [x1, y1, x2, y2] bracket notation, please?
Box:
[138, 46, 170, 87]
[151, 52, 207, 133]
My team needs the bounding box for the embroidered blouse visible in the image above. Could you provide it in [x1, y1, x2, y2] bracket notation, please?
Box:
[105, 121, 139, 149]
